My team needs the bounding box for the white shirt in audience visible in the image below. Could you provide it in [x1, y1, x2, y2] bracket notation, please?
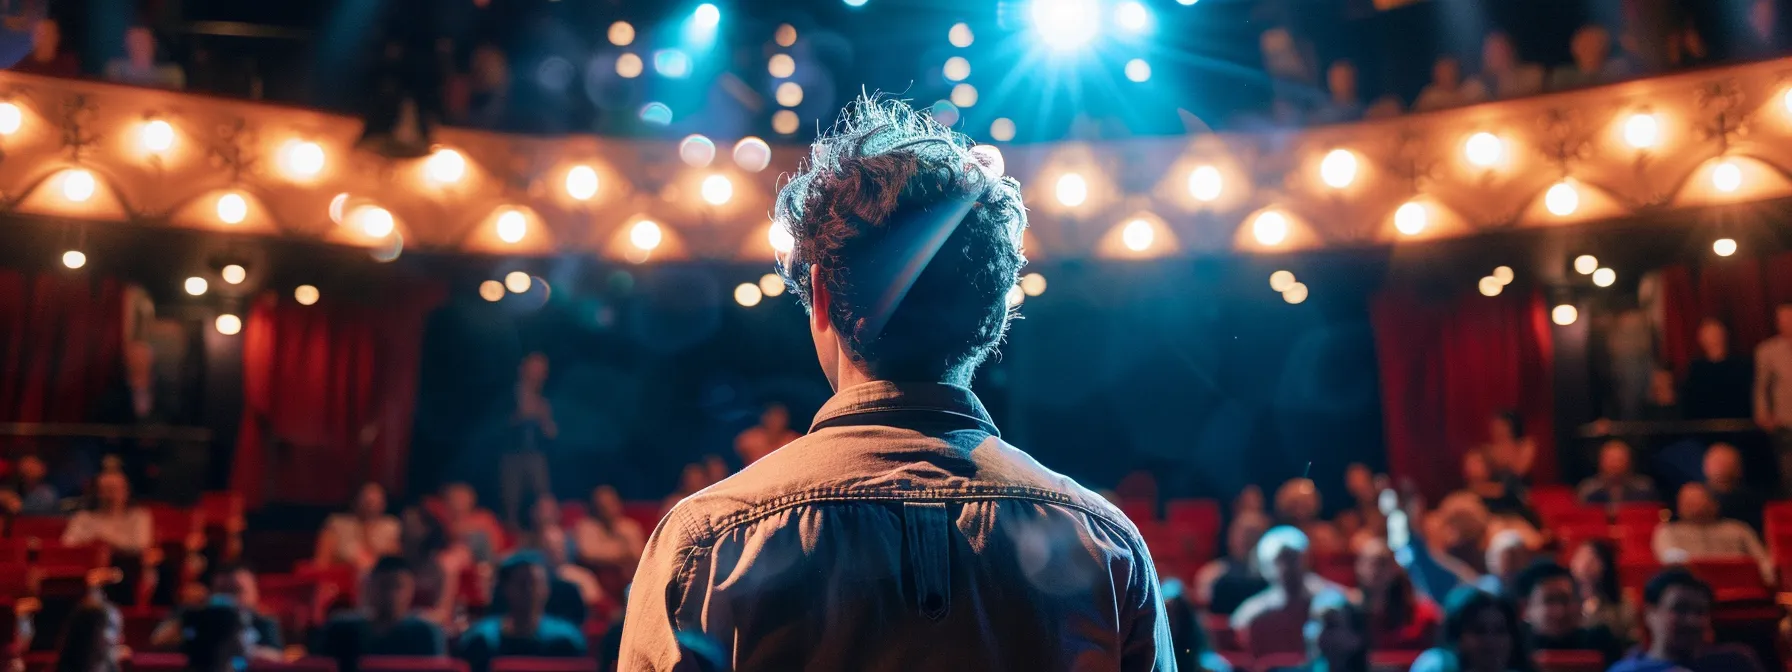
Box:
[63, 507, 153, 553]
[573, 517, 646, 566]
[321, 513, 402, 566]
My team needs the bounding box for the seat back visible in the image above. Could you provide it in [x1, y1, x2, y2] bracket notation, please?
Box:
[1686, 558, 1767, 600]
[1369, 650, 1422, 672]
[1533, 649, 1607, 672]
[489, 658, 598, 672]
[358, 657, 471, 672]
[34, 543, 107, 570]
[248, 658, 341, 672]
[128, 653, 188, 672]
[8, 517, 66, 543]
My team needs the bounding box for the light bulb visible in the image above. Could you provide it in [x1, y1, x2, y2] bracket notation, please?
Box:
[701, 174, 734, 205]
[216, 193, 247, 224]
[60, 169, 95, 203]
[1592, 267, 1616, 287]
[425, 147, 466, 184]
[1464, 132, 1502, 167]
[1121, 219, 1154, 252]
[1320, 149, 1358, 189]
[355, 206, 395, 238]
[496, 210, 527, 243]
[294, 285, 320, 306]
[630, 220, 663, 251]
[61, 250, 85, 269]
[221, 264, 246, 285]
[1394, 201, 1428, 236]
[1253, 211, 1289, 246]
[1545, 181, 1579, 216]
[1623, 113, 1660, 149]
[1188, 165, 1222, 202]
[279, 140, 325, 178]
[140, 119, 174, 153]
[1479, 276, 1504, 297]
[565, 165, 598, 200]
[1493, 266, 1514, 285]
[1711, 160, 1742, 193]
[184, 276, 208, 296]
[1713, 238, 1737, 257]
[215, 314, 242, 336]
[0, 102, 23, 135]
[1552, 304, 1579, 326]
[1574, 254, 1598, 275]
[1055, 173, 1087, 207]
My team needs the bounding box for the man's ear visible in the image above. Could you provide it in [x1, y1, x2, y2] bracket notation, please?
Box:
[809, 264, 831, 334]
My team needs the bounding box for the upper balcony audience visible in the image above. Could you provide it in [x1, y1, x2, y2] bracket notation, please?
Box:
[102, 26, 185, 90]
[1470, 32, 1545, 101]
[1576, 440, 1659, 505]
[315, 482, 402, 573]
[1512, 560, 1625, 664]
[13, 19, 78, 78]
[3, 454, 60, 516]
[1607, 570, 1766, 671]
[1548, 25, 1639, 91]
[1652, 482, 1774, 583]
[1684, 319, 1753, 420]
[1703, 442, 1765, 532]
[1413, 56, 1485, 112]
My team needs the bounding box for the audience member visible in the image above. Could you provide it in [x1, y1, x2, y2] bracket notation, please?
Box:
[519, 497, 602, 609]
[1512, 561, 1623, 664]
[12, 19, 79, 77]
[1272, 478, 1343, 555]
[1639, 368, 1682, 421]
[454, 44, 509, 129]
[1703, 443, 1764, 532]
[1309, 60, 1365, 125]
[1729, 0, 1783, 60]
[1480, 530, 1531, 597]
[701, 454, 730, 485]
[1411, 586, 1526, 672]
[1413, 56, 1486, 111]
[735, 402, 800, 466]
[63, 472, 151, 604]
[179, 602, 254, 672]
[1472, 32, 1544, 100]
[399, 505, 470, 625]
[458, 552, 587, 672]
[573, 485, 645, 582]
[1459, 451, 1536, 525]
[1607, 569, 1766, 672]
[1683, 320, 1752, 420]
[1334, 463, 1384, 546]
[103, 27, 185, 90]
[313, 556, 448, 672]
[3, 454, 59, 515]
[1568, 539, 1637, 641]
[100, 341, 182, 488]
[502, 352, 557, 528]
[1549, 25, 1635, 90]
[1754, 302, 1792, 495]
[1653, 483, 1773, 583]
[54, 598, 121, 672]
[1292, 592, 1368, 672]
[659, 464, 709, 518]
[1231, 526, 1343, 656]
[1355, 538, 1440, 650]
[1576, 440, 1658, 504]
[1195, 513, 1270, 615]
[1482, 411, 1536, 488]
[1233, 484, 1272, 533]
[1164, 584, 1233, 672]
[441, 482, 505, 563]
[1259, 27, 1318, 124]
[151, 564, 282, 658]
[315, 482, 402, 572]
[1401, 488, 1539, 601]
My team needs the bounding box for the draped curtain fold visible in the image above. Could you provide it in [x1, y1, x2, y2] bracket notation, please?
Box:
[1371, 289, 1556, 502]
[0, 270, 124, 428]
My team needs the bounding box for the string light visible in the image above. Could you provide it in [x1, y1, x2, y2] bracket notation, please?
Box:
[1188, 165, 1222, 202]
[278, 140, 325, 179]
[1394, 201, 1428, 236]
[0, 101, 21, 135]
[630, 220, 663, 251]
[60, 168, 96, 203]
[1121, 219, 1154, 251]
[759, 273, 786, 297]
[215, 314, 242, 336]
[1320, 149, 1358, 188]
[1623, 113, 1660, 149]
[1269, 270, 1295, 292]
[221, 264, 246, 285]
[768, 54, 795, 78]
[701, 174, 734, 205]
[943, 57, 970, 82]
[1711, 160, 1742, 193]
[478, 280, 505, 302]
[734, 282, 763, 307]
[990, 118, 1016, 142]
[184, 277, 208, 296]
[1592, 267, 1616, 287]
[948, 23, 974, 47]
[774, 82, 804, 108]
[616, 53, 643, 78]
[772, 110, 800, 135]
[1573, 254, 1598, 275]
[950, 83, 978, 107]
[679, 135, 717, 167]
[608, 21, 635, 46]
[1545, 181, 1579, 216]
[294, 285, 320, 305]
[1714, 238, 1738, 257]
[216, 193, 247, 224]
[732, 137, 772, 172]
[774, 24, 798, 47]
[1055, 173, 1087, 207]
[1006, 284, 1025, 308]
[424, 147, 466, 184]
[1479, 276, 1503, 297]
[1253, 211, 1289, 246]
[140, 119, 174, 153]
[1552, 304, 1579, 326]
[1020, 272, 1047, 296]
[565, 165, 598, 200]
[61, 250, 85, 269]
[1464, 132, 1502, 167]
[496, 209, 527, 243]
[505, 271, 532, 293]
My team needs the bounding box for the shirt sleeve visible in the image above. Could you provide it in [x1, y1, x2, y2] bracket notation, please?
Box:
[1120, 542, 1176, 672]
[61, 513, 92, 546]
[616, 511, 708, 671]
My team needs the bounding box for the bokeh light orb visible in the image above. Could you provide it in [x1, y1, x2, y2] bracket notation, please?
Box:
[1124, 59, 1151, 83]
[496, 209, 528, 243]
[1623, 113, 1660, 149]
[701, 174, 734, 205]
[1269, 270, 1296, 292]
[1592, 267, 1616, 287]
[775, 24, 798, 47]
[1479, 276, 1504, 297]
[615, 53, 643, 78]
[221, 264, 247, 285]
[355, 206, 395, 238]
[1712, 159, 1743, 193]
[767, 222, 795, 253]
[734, 283, 764, 307]
[630, 220, 664, 251]
[679, 135, 717, 167]
[1552, 304, 1579, 326]
[1714, 238, 1738, 257]
[1020, 272, 1047, 296]
[1253, 211, 1289, 246]
[759, 273, 786, 297]
[775, 82, 804, 107]
[140, 119, 174, 153]
[943, 57, 970, 82]
[693, 4, 721, 27]
[294, 285, 320, 306]
[772, 110, 800, 135]
[1493, 265, 1514, 285]
[732, 137, 772, 172]
[1464, 132, 1502, 167]
[990, 118, 1016, 141]
[505, 271, 532, 293]
[950, 83, 978, 107]
[1121, 219, 1154, 251]
[215, 314, 242, 336]
[654, 50, 692, 78]
[216, 193, 248, 224]
[184, 276, 208, 296]
[1115, 1, 1150, 32]
[1319, 149, 1358, 188]
[768, 53, 795, 78]
[328, 193, 349, 224]
[478, 280, 505, 302]
[640, 102, 673, 126]
[608, 21, 635, 46]
[62, 250, 85, 269]
[1055, 173, 1087, 207]
[948, 23, 974, 47]
[0, 102, 22, 135]
[1393, 201, 1427, 236]
[1006, 284, 1025, 308]
[1031, 0, 1100, 50]
[1188, 165, 1222, 202]
[1282, 282, 1309, 304]
[60, 168, 96, 203]
[565, 165, 599, 200]
[279, 140, 326, 178]
[425, 147, 466, 184]
[1545, 181, 1579, 216]
[929, 101, 959, 126]
[1573, 254, 1598, 275]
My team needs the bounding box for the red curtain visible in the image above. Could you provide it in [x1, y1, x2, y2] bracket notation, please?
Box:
[1371, 289, 1557, 502]
[1661, 252, 1792, 375]
[229, 284, 441, 509]
[0, 270, 124, 427]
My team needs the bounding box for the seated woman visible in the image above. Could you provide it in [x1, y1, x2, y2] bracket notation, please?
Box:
[573, 485, 646, 590]
[62, 472, 153, 605]
[1570, 539, 1638, 643]
[315, 482, 402, 572]
[1355, 538, 1441, 650]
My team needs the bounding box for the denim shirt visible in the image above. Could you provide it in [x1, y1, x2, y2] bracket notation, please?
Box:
[618, 381, 1175, 671]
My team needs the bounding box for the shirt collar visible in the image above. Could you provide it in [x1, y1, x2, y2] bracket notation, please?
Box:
[809, 381, 998, 436]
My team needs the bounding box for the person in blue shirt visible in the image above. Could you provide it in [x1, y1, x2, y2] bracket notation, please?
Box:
[313, 556, 447, 672]
[1607, 569, 1765, 672]
[5, 455, 59, 515]
[457, 551, 586, 672]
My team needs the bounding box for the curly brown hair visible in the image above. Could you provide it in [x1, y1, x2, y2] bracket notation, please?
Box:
[774, 96, 1027, 384]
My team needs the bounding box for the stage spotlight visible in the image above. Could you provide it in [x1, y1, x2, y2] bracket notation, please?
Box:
[1055, 173, 1087, 207]
[1282, 282, 1309, 305]
[768, 222, 794, 253]
[425, 147, 466, 184]
[62, 250, 85, 269]
[496, 209, 527, 243]
[775, 82, 804, 107]
[1394, 201, 1427, 236]
[216, 193, 247, 225]
[0, 102, 21, 135]
[1124, 59, 1151, 83]
[608, 21, 635, 46]
[1479, 276, 1503, 297]
[630, 220, 664, 251]
[1188, 165, 1222, 202]
[990, 118, 1016, 141]
[1623, 112, 1660, 149]
[478, 280, 505, 302]
[1031, 0, 1100, 50]
[1320, 149, 1357, 188]
[759, 273, 786, 297]
[1714, 238, 1737, 257]
[294, 285, 320, 306]
[943, 57, 970, 82]
[505, 271, 532, 293]
[768, 54, 795, 78]
[278, 140, 326, 179]
[693, 4, 720, 27]
[951, 84, 978, 107]
[1020, 272, 1047, 296]
[773, 110, 800, 135]
[1253, 211, 1289, 246]
[1552, 304, 1578, 326]
[60, 168, 95, 203]
[1493, 266, 1514, 285]
[215, 314, 242, 336]
[775, 24, 797, 47]
[1573, 254, 1598, 275]
[222, 264, 246, 285]
[1115, 1, 1151, 32]
[1464, 132, 1502, 167]
[949, 23, 974, 47]
[140, 119, 174, 154]
[185, 276, 209, 296]
[701, 174, 734, 205]
[1545, 181, 1579, 216]
[735, 283, 764, 307]
[679, 135, 717, 167]
[1712, 159, 1742, 193]
[566, 165, 599, 200]
[1269, 270, 1295, 292]
[616, 53, 643, 78]
[1592, 267, 1615, 287]
[1121, 219, 1154, 251]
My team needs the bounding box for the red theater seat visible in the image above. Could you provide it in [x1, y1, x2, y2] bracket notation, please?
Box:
[8, 517, 66, 542]
[1251, 652, 1305, 672]
[248, 658, 340, 672]
[128, 653, 188, 671]
[1686, 558, 1769, 601]
[359, 657, 471, 672]
[1533, 649, 1607, 672]
[1370, 650, 1421, 672]
[1530, 485, 1576, 517]
[490, 658, 597, 672]
[34, 543, 107, 571]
